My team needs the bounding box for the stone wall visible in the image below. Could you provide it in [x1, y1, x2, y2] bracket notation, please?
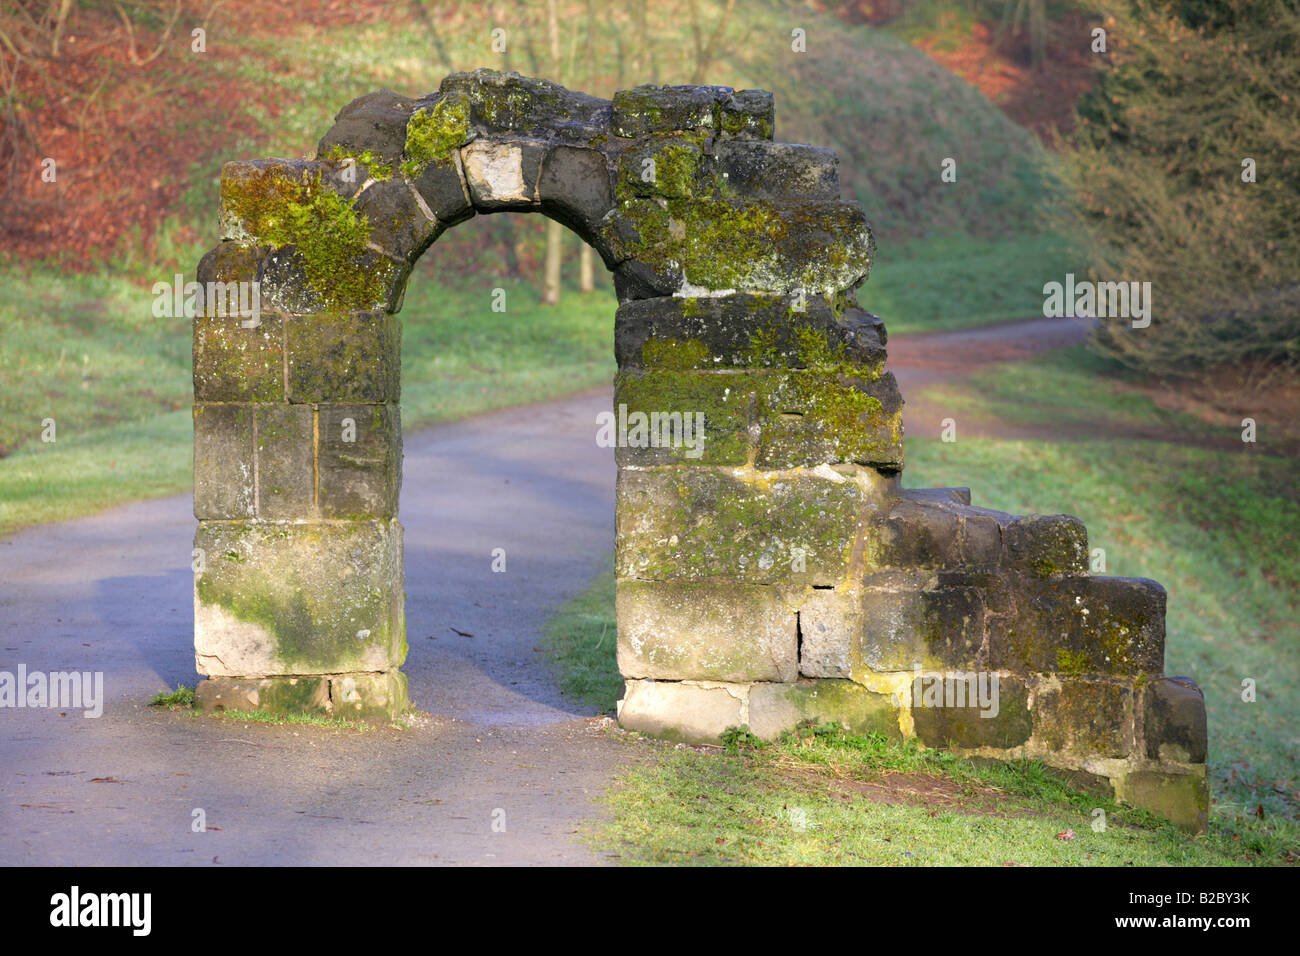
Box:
[191, 69, 1208, 830]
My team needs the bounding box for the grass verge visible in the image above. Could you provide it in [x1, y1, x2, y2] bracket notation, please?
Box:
[586, 726, 1282, 866]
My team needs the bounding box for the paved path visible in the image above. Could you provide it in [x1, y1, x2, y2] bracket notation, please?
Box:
[1, 391, 631, 865]
[0, 316, 1087, 866]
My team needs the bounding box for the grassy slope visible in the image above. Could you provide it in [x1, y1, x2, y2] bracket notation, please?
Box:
[543, 350, 1299, 866]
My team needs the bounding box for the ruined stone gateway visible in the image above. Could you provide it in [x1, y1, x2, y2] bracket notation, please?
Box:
[192, 70, 1209, 829]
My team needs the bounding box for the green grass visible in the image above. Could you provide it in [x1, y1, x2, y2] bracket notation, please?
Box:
[588, 727, 1281, 865]
[150, 685, 197, 709]
[915, 344, 1245, 436]
[211, 710, 381, 730]
[542, 565, 620, 714]
[860, 233, 1078, 333]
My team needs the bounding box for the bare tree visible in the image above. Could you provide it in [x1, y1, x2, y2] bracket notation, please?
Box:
[578, 0, 596, 292]
[687, 0, 736, 84]
[541, 0, 563, 305]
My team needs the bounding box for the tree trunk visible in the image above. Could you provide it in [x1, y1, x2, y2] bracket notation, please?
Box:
[541, 0, 563, 306]
[543, 219, 564, 305]
[579, 244, 594, 293]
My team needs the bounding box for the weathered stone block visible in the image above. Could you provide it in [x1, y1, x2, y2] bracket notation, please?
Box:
[910, 675, 1032, 750]
[715, 141, 839, 200]
[318, 404, 402, 519]
[797, 587, 858, 678]
[617, 679, 745, 745]
[461, 139, 545, 208]
[612, 85, 719, 137]
[195, 671, 408, 723]
[316, 89, 415, 170]
[286, 311, 400, 404]
[256, 403, 315, 520]
[1114, 768, 1209, 832]
[605, 198, 874, 295]
[612, 368, 753, 466]
[719, 89, 774, 140]
[613, 258, 681, 301]
[748, 679, 900, 740]
[615, 294, 886, 371]
[874, 493, 963, 569]
[1143, 676, 1208, 763]
[960, 509, 1007, 567]
[538, 145, 615, 241]
[989, 576, 1166, 675]
[858, 576, 927, 671]
[194, 519, 405, 678]
[193, 314, 284, 403]
[196, 675, 329, 714]
[919, 584, 987, 668]
[411, 151, 474, 225]
[1032, 678, 1134, 757]
[617, 134, 711, 201]
[196, 241, 265, 287]
[615, 467, 865, 586]
[193, 404, 255, 519]
[441, 69, 609, 139]
[1004, 514, 1088, 577]
[353, 179, 440, 261]
[258, 244, 405, 316]
[616, 580, 796, 682]
[755, 369, 903, 469]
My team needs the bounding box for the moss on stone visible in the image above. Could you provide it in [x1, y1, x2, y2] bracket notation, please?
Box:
[1056, 647, 1090, 676]
[620, 197, 787, 290]
[617, 469, 862, 584]
[221, 166, 392, 311]
[400, 95, 472, 179]
[321, 144, 393, 181]
[616, 134, 710, 201]
[639, 336, 713, 370]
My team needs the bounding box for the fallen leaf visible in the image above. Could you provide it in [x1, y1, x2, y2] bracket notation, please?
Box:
[1056, 829, 1076, 841]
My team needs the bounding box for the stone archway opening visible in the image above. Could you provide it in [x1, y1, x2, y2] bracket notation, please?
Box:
[190, 70, 1209, 830]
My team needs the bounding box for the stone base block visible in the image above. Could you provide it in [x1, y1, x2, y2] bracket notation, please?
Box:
[749, 679, 900, 740]
[194, 519, 406, 678]
[616, 580, 796, 682]
[617, 679, 745, 745]
[1112, 768, 1210, 833]
[196, 671, 408, 723]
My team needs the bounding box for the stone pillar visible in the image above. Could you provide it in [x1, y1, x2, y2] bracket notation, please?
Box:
[191, 198, 409, 722]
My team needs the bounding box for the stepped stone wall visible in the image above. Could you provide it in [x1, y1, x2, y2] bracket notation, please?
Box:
[191, 70, 1208, 831]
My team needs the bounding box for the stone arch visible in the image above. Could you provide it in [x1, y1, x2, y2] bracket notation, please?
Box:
[191, 70, 1208, 830]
